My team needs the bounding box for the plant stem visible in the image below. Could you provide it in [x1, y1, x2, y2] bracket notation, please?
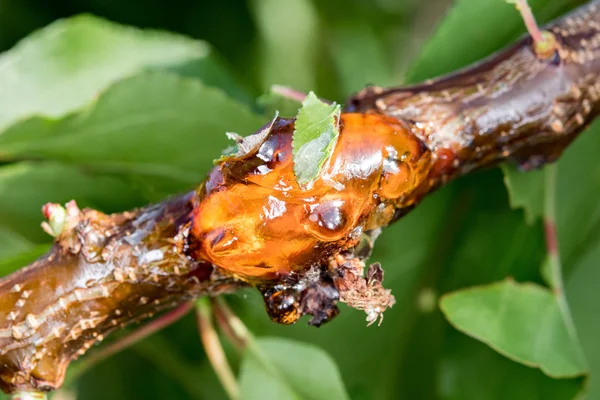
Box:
[511, 0, 557, 58]
[10, 392, 47, 400]
[196, 298, 240, 400]
[512, 0, 543, 43]
[270, 85, 308, 103]
[212, 299, 247, 351]
[212, 299, 294, 391]
[213, 298, 251, 346]
[543, 164, 588, 368]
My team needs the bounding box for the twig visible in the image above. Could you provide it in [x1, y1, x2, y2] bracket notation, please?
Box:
[543, 164, 588, 368]
[213, 298, 251, 345]
[212, 299, 304, 396]
[510, 0, 557, 58]
[212, 299, 247, 351]
[195, 298, 240, 400]
[270, 85, 309, 103]
[10, 392, 47, 400]
[1, 1, 599, 394]
[512, 0, 543, 43]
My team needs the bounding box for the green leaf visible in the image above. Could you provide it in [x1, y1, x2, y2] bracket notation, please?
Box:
[292, 92, 340, 184]
[554, 120, 600, 268]
[500, 120, 600, 396]
[558, 120, 600, 398]
[0, 72, 266, 179]
[567, 235, 600, 398]
[382, 175, 564, 399]
[0, 14, 219, 132]
[440, 279, 587, 378]
[404, 0, 585, 83]
[501, 164, 545, 224]
[239, 337, 349, 400]
[438, 330, 583, 400]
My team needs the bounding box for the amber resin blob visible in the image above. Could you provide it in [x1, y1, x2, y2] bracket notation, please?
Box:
[191, 113, 432, 282]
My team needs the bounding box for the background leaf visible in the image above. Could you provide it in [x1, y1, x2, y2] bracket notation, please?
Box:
[501, 164, 545, 224]
[250, 0, 319, 93]
[503, 119, 600, 397]
[0, 73, 265, 178]
[239, 337, 349, 400]
[0, 14, 252, 132]
[440, 279, 587, 378]
[438, 333, 583, 400]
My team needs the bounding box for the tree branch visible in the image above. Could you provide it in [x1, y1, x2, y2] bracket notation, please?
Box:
[0, 0, 599, 394]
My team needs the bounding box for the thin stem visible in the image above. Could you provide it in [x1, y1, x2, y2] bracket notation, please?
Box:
[543, 164, 588, 367]
[212, 299, 246, 351]
[212, 299, 296, 394]
[213, 298, 251, 345]
[511, 0, 557, 58]
[513, 0, 543, 43]
[196, 298, 240, 400]
[10, 392, 47, 400]
[270, 85, 308, 103]
[69, 302, 193, 380]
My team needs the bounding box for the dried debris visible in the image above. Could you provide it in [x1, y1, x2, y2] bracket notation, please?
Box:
[329, 253, 396, 326]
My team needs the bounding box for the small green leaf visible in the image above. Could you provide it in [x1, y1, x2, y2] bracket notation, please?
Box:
[239, 337, 349, 400]
[440, 279, 587, 378]
[501, 164, 545, 224]
[292, 92, 340, 184]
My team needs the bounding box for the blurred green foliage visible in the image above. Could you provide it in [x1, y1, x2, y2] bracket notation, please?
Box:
[1, 0, 599, 399]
